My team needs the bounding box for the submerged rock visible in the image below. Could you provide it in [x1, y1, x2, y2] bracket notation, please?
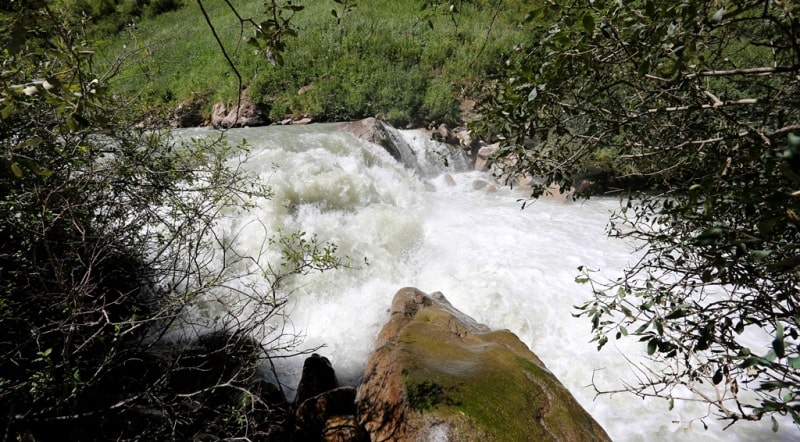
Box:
[342, 117, 402, 161]
[357, 287, 611, 442]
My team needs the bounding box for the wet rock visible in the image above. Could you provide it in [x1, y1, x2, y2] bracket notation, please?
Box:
[168, 98, 205, 128]
[357, 287, 611, 442]
[472, 179, 489, 190]
[294, 387, 360, 441]
[294, 353, 339, 406]
[210, 97, 270, 128]
[475, 142, 499, 171]
[431, 123, 459, 146]
[342, 117, 402, 161]
[322, 415, 369, 442]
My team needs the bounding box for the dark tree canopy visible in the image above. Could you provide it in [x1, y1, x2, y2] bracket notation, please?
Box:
[473, 0, 800, 429]
[0, 2, 344, 439]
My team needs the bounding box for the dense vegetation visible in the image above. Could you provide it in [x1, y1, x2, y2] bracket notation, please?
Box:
[4, 0, 800, 438]
[1, 1, 344, 439]
[474, 0, 800, 430]
[79, 0, 535, 127]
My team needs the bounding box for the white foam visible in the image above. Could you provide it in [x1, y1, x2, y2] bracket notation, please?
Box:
[182, 125, 798, 441]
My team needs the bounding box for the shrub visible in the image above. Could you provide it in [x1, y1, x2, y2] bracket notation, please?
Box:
[1, 3, 343, 439]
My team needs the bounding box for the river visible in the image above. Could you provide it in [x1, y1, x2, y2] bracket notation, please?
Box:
[180, 123, 798, 441]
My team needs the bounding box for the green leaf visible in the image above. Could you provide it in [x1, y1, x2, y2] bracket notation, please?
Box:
[694, 226, 723, 245]
[739, 357, 760, 369]
[582, 14, 595, 32]
[647, 338, 658, 355]
[712, 368, 723, 385]
[11, 162, 23, 178]
[750, 250, 772, 261]
[765, 349, 778, 362]
[789, 133, 800, 148]
[664, 309, 686, 320]
[331, 9, 339, 18]
[788, 356, 800, 369]
[636, 59, 650, 77]
[1, 104, 14, 120]
[525, 7, 545, 22]
[773, 326, 785, 358]
[645, 1, 655, 17]
[772, 416, 779, 432]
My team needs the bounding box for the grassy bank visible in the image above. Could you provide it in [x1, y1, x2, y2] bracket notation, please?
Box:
[94, 0, 537, 126]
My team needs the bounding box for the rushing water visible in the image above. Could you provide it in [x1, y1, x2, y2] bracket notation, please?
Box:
[183, 124, 798, 441]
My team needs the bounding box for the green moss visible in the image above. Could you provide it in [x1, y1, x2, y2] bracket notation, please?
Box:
[407, 380, 460, 411]
[396, 306, 601, 441]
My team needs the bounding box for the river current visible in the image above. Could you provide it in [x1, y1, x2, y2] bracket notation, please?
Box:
[179, 124, 797, 441]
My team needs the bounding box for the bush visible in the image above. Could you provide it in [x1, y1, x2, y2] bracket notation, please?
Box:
[95, 0, 536, 126]
[475, 0, 800, 429]
[422, 78, 460, 125]
[1, 3, 343, 439]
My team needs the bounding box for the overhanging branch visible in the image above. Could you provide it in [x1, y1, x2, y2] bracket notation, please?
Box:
[685, 65, 800, 79]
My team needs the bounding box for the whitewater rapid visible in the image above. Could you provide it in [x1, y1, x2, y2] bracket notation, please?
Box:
[182, 124, 797, 441]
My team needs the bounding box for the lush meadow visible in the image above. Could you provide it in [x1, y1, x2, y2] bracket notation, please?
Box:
[92, 0, 536, 126]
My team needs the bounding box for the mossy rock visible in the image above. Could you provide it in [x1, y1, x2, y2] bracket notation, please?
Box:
[357, 287, 610, 442]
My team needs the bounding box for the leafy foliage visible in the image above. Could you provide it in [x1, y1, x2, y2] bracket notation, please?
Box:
[474, 0, 800, 429]
[94, 0, 536, 126]
[0, 2, 345, 439]
[54, 0, 186, 35]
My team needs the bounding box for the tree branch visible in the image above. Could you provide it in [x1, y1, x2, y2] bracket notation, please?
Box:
[197, 0, 242, 124]
[685, 65, 800, 79]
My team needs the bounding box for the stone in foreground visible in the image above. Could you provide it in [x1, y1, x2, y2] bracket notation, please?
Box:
[357, 287, 611, 442]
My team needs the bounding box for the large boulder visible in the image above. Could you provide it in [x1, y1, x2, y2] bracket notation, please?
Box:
[294, 353, 340, 406]
[211, 97, 270, 128]
[294, 387, 366, 441]
[357, 287, 611, 442]
[293, 354, 369, 441]
[168, 98, 206, 128]
[342, 117, 402, 161]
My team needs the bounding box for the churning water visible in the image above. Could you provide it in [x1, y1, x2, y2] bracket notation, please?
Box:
[182, 124, 797, 441]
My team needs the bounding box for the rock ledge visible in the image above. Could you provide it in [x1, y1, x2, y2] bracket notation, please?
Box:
[356, 287, 611, 442]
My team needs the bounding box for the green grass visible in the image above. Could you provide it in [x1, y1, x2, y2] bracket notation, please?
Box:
[94, 0, 540, 126]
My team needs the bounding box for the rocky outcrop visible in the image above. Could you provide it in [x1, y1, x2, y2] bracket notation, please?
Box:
[475, 142, 499, 172]
[294, 353, 340, 406]
[211, 96, 270, 128]
[357, 287, 611, 442]
[342, 117, 402, 161]
[295, 386, 366, 441]
[292, 354, 368, 442]
[430, 123, 460, 146]
[168, 98, 206, 128]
